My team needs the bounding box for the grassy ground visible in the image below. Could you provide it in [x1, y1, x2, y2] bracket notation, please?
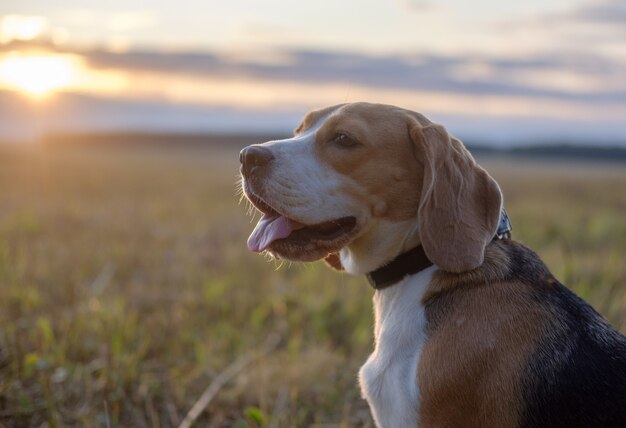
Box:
[0, 143, 624, 427]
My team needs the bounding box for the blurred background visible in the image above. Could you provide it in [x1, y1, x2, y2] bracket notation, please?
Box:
[0, 1, 625, 427]
[2, 0, 626, 143]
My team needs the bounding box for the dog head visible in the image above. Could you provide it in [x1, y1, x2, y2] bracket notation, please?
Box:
[239, 102, 502, 274]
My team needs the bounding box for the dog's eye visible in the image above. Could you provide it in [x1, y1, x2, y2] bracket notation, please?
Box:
[332, 133, 360, 148]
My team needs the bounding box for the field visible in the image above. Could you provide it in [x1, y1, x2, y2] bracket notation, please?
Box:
[0, 142, 625, 427]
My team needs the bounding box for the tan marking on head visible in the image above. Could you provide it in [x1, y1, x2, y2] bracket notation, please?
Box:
[393, 169, 405, 181]
[373, 200, 388, 217]
[282, 102, 503, 273]
[417, 243, 554, 428]
[312, 103, 425, 223]
[294, 104, 345, 135]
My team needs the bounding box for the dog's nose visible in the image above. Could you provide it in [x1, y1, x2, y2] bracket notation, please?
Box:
[240, 145, 274, 175]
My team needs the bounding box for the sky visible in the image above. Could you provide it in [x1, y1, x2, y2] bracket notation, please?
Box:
[1, 0, 625, 145]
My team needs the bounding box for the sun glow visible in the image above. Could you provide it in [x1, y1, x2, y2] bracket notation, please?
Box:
[0, 15, 47, 43]
[0, 53, 79, 98]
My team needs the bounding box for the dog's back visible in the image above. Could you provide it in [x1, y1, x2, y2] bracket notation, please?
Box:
[421, 239, 626, 428]
[516, 244, 626, 427]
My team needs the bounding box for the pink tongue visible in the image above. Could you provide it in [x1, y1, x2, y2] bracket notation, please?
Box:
[247, 213, 305, 252]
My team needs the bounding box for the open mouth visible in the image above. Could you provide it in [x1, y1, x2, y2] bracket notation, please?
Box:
[245, 191, 357, 254]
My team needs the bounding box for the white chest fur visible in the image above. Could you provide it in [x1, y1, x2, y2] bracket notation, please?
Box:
[359, 265, 437, 428]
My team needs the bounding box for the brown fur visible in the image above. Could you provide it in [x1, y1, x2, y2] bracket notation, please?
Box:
[410, 123, 502, 273]
[312, 103, 424, 223]
[302, 104, 426, 272]
[294, 104, 344, 135]
[417, 241, 554, 428]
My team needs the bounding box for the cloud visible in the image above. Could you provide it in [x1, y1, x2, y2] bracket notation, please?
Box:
[1, 35, 626, 144]
[496, 0, 626, 51]
[3, 38, 626, 107]
[397, 0, 434, 12]
[568, 0, 626, 25]
[0, 90, 301, 141]
[71, 45, 626, 106]
[0, 15, 48, 43]
[1, 90, 625, 145]
[107, 11, 158, 32]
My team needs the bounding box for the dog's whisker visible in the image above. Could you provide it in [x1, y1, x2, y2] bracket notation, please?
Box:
[274, 260, 285, 271]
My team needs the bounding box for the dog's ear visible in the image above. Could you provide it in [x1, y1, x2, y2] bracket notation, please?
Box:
[410, 123, 502, 273]
[324, 252, 344, 271]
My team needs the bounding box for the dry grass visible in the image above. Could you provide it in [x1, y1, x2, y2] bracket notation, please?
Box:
[0, 143, 624, 427]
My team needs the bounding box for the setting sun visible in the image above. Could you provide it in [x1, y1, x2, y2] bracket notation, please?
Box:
[0, 53, 79, 98]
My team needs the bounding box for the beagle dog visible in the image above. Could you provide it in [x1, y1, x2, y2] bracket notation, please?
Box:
[239, 102, 626, 428]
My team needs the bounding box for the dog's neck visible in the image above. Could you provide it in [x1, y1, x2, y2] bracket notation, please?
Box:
[366, 245, 433, 290]
[339, 218, 421, 275]
[339, 209, 512, 277]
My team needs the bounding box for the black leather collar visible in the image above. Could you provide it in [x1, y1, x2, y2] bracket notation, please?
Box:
[365, 208, 512, 290]
[365, 245, 433, 290]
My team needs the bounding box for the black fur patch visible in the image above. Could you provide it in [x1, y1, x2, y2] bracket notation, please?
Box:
[503, 242, 626, 428]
